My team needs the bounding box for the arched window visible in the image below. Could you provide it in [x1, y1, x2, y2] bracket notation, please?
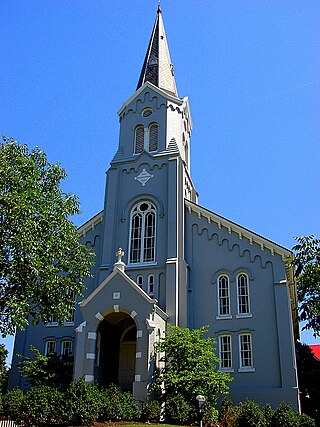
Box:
[149, 123, 158, 152]
[129, 201, 156, 264]
[134, 125, 144, 154]
[136, 275, 143, 288]
[218, 275, 230, 317]
[148, 274, 154, 295]
[237, 273, 250, 315]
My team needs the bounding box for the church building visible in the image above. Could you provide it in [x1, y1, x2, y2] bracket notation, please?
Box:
[9, 7, 299, 410]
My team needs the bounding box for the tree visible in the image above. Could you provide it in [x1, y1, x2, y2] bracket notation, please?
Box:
[0, 137, 94, 336]
[153, 325, 232, 423]
[0, 343, 8, 393]
[295, 342, 320, 425]
[18, 345, 73, 389]
[291, 235, 320, 337]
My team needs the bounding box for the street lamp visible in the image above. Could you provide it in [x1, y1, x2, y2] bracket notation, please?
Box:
[196, 394, 206, 427]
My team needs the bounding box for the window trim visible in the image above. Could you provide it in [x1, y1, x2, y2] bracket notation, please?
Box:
[128, 201, 156, 265]
[45, 340, 56, 355]
[238, 333, 255, 372]
[216, 274, 232, 319]
[148, 274, 155, 296]
[236, 273, 251, 317]
[219, 334, 234, 372]
[133, 123, 158, 154]
[61, 340, 73, 356]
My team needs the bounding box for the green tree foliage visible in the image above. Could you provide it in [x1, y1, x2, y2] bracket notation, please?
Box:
[153, 325, 232, 423]
[18, 345, 73, 389]
[291, 235, 320, 337]
[0, 137, 94, 336]
[0, 344, 8, 393]
[296, 342, 320, 425]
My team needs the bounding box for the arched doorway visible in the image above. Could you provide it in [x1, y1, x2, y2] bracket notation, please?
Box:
[94, 312, 137, 391]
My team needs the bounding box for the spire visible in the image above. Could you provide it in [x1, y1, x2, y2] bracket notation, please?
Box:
[136, 6, 178, 97]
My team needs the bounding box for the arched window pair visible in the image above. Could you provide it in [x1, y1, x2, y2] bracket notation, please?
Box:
[136, 274, 155, 295]
[217, 273, 250, 317]
[134, 123, 158, 154]
[129, 201, 156, 264]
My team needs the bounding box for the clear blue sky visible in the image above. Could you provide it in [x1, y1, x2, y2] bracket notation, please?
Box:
[1, 1, 320, 363]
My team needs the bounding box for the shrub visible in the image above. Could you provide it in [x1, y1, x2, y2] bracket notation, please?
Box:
[141, 399, 162, 422]
[264, 404, 275, 427]
[20, 386, 63, 426]
[203, 403, 219, 426]
[237, 400, 266, 427]
[2, 387, 24, 420]
[101, 384, 140, 421]
[63, 379, 104, 426]
[219, 398, 240, 427]
[299, 413, 316, 427]
[165, 392, 196, 425]
[271, 402, 299, 427]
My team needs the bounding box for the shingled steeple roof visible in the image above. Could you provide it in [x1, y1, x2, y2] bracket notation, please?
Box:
[136, 5, 178, 97]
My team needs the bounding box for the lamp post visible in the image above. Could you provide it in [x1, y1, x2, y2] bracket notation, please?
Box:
[196, 394, 206, 427]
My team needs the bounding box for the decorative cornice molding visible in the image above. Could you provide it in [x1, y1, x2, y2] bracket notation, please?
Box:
[185, 200, 291, 260]
[77, 211, 103, 238]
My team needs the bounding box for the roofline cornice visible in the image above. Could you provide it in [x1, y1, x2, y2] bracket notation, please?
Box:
[77, 210, 103, 237]
[185, 199, 291, 259]
[117, 82, 183, 116]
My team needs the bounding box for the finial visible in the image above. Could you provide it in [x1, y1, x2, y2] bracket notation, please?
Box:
[114, 247, 125, 272]
[157, 1, 162, 14]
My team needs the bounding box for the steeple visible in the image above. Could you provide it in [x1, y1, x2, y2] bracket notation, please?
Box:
[136, 5, 178, 97]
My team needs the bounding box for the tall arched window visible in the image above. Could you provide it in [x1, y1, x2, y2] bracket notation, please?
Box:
[218, 275, 230, 317]
[237, 273, 250, 315]
[134, 125, 144, 154]
[149, 123, 158, 152]
[129, 201, 156, 264]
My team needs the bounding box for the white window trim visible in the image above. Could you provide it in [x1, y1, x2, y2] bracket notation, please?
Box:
[236, 273, 251, 316]
[45, 340, 56, 355]
[216, 274, 232, 319]
[238, 333, 255, 372]
[148, 274, 154, 296]
[218, 334, 234, 372]
[137, 274, 143, 288]
[61, 340, 73, 356]
[128, 201, 156, 265]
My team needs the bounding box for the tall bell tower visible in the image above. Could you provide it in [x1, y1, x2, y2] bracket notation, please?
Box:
[98, 6, 197, 326]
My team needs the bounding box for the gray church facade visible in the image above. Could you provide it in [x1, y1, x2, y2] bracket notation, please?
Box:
[9, 8, 300, 410]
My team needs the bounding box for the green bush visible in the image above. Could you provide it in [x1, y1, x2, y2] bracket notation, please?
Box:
[20, 386, 63, 426]
[203, 403, 219, 427]
[2, 387, 24, 420]
[101, 383, 140, 421]
[271, 402, 299, 427]
[264, 404, 275, 427]
[298, 413, 316, 427]
[219, 398, 241, 427]
[64, 379, 104, 426]
[165, 392, 196, 425]
[237, 400, 267, 427]
[141, 399, 162, 422]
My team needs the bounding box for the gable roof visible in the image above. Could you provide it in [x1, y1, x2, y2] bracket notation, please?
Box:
[185, 199, 291, 259]
[77, 210, 103, 237]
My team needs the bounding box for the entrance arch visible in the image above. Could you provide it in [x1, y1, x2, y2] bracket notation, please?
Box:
[94, 312, 137, 391]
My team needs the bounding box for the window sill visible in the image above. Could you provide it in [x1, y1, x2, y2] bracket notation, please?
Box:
[64, 322, 75, 327]
[127, 262, 158, 269]
[238, 367, 255, 373]
[45, 323, 59, 327]
[216, 315, 232, 320]
[219, 368, 234, 373]
[236, 313, 252, 319]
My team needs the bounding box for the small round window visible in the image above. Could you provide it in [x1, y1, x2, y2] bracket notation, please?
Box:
[142, 108, 153, 118]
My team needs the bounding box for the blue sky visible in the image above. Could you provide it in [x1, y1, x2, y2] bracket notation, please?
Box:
[1, 1, 319, 363]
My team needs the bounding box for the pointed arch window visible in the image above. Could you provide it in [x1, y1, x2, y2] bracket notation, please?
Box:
[134, 123, 158, 154]
[129, 201, 156, 264]
[134, 125, 144, 154]
[149, 123, 158, 152]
